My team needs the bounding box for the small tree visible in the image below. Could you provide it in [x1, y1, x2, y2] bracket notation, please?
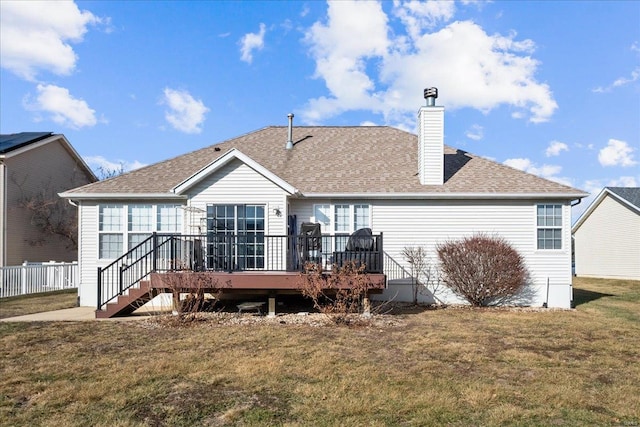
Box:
[155, 270, 225, 320]
[436, 234, 528, 307]
[401, 246, 444, 305]
[298, 261, 377, 324]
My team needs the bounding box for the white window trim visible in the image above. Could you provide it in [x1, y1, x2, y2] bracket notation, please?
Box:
[312, 203, 371, 235]
[98, 203, 184, 260]
[535, 203, 563, 251]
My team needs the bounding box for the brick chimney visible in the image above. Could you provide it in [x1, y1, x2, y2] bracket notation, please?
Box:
[418, 87, 444, 186]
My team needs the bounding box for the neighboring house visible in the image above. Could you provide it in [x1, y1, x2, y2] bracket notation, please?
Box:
[61, 89, 587, 317]
[0, 132, 96, 267]
[572, 187, 640, 280]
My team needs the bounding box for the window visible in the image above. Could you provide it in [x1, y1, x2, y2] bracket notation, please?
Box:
[311, 203, 372, 234]
[158, 204, 182, 232]
[537, 204, 562, 249]
[334, 204, 350, 232]
[354, 204, 370, 230]
[313, 204, 330, 231]
[98, 204, 183, 259]
[99, 205, 123, 259]
[312, 203, 371, 254]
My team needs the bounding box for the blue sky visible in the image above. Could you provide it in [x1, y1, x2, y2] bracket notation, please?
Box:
[1, 0, 638, 220]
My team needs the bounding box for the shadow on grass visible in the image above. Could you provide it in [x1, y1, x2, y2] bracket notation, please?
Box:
[573, 288, 614, 307]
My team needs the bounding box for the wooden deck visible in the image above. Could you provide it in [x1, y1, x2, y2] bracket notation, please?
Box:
[149, 271, 386, 293]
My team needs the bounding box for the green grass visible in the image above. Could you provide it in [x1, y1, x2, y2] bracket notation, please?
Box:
[0, 289, 77, 319]
[0, 278, 639, 426]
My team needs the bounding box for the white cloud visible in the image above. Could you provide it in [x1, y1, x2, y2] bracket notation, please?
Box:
[503, 157, 572, 186]
[302, 2, 557, 125]
[392, 1, 456, 38]
[0, 0, 101, 80]
[609, 176, 639, 187]
[598, 139, 637, 167]
[302, 1, 389, 123]
[592, 67, 640, 93]
[545, 140, 569, 157]
[84, 155, 146, 175]
[240, 23, 266, 64]
[465, 124, 483, 141]
[23, 84, 98, 129]
[161, 88, 209, 134]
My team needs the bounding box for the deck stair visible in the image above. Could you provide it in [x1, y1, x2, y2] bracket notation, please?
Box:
[95, 281, 156, 319]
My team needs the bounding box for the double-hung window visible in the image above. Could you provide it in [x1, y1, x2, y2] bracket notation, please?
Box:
[312, 203, 372, 254]
[128, 204, 154, 252]
[536, 204, 562, 249]
[99, 205, 124, 259]
[98, 204, 183, 259]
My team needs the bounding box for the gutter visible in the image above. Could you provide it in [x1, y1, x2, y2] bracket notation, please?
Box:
[300, 192, 590, 200]
[58, 192, 188, 201]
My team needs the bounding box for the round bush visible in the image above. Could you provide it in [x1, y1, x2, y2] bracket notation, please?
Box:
[436, 234, 528, 306]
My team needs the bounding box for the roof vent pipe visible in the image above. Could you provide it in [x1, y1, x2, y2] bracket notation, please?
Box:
[286, 113, 294, 150]
[424, 87, 438, 107]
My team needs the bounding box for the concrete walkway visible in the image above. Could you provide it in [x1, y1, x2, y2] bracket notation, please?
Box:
[0, 306, 155, 322]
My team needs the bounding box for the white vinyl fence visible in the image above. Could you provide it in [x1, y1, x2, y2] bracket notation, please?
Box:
[0, 261, 78, 299]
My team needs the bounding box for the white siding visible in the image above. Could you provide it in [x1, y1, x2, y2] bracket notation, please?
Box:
[78, 202, 98, 306]
[418, 106, 444, 186]
[187, 159, 288, 236]
[574, 194, 640, 280]
[290, 198, 573, 308]
[77, 159, 291, 308]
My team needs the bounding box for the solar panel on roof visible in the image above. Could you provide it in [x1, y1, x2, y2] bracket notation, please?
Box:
[0, 132, 53, 154]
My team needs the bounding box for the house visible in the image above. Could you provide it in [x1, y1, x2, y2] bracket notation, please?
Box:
[61, 89, 588, 317]
[0, 132, 96, 267]
[572, 187, 640, 280]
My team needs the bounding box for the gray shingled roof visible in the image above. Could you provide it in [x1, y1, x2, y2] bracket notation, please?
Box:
[607, 187, 640, 209]
[65, 126, 586, 197]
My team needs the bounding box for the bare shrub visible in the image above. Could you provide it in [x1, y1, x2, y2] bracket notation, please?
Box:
[436, 234, 528, 307]
[155, 270, 225, 321]
[298, 261, 379, 324]
[401, 246, 445, 306]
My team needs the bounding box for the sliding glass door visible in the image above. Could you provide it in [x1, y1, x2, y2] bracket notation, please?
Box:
[206, 205, 265, 270]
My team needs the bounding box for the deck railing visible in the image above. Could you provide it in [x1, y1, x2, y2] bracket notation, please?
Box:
[0, 261, 78, 299]
[97, 232, 384, 310]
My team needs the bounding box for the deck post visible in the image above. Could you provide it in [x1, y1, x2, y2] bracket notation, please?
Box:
[362, 293, 371, 318]
[377, 233, 383, 273]
[152, 232, 157, 272]
[267, 296, 276, 318]
[97, 267, 102, 310]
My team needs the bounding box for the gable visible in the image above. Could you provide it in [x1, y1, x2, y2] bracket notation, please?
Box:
[573, 187, 640, 233]
[173, 148, 297, 196]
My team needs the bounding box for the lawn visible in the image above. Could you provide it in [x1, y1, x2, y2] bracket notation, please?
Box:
[0, 278, 638, 426]
[0, 289, 78, 319]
